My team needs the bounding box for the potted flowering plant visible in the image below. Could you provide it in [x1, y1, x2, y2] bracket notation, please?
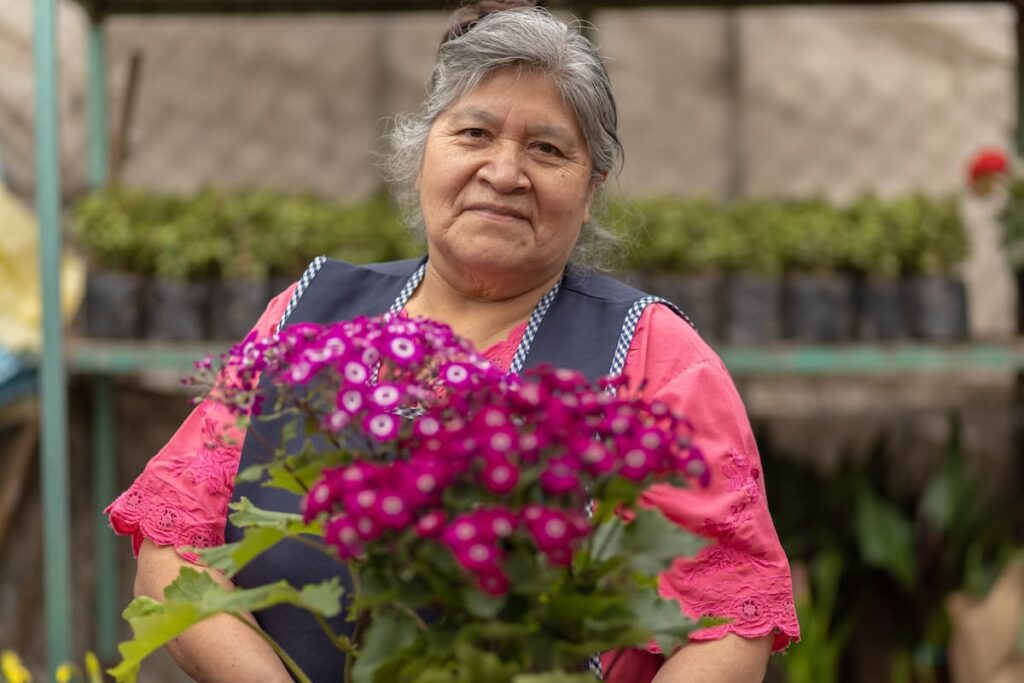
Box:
[108, 315, 712, 683]
[968, 148, 1024, 334]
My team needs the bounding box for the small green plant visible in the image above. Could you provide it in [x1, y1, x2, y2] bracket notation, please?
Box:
[782, 549, 855, 683]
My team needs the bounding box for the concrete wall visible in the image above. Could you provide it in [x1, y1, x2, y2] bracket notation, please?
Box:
[1, 1, 1016, 334]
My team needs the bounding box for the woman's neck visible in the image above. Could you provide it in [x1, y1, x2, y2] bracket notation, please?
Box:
[402, 261, 562, 351]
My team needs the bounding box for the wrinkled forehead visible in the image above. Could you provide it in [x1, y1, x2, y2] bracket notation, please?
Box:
[438, 67, 589, 146]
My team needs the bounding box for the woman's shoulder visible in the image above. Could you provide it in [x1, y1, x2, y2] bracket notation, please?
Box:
[628, 302, 728, 383]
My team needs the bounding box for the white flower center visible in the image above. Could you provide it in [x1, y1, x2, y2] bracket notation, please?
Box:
[391, 338, 415, 359]
[545, 519, 567, 539]
[416, 474, 437, 493]
[625, 450, 647, 468]
[345, 362, 367, 383]
[382, 496, 403, 516]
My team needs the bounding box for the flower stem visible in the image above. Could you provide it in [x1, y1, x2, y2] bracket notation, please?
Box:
[230, 612, 313, 683]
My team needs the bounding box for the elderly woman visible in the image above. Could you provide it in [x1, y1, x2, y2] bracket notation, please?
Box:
[106, 2, 799, 682]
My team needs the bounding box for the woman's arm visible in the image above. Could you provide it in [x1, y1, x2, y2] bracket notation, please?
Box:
[135, 540, 293, 683]
[651, 634, 773, 683]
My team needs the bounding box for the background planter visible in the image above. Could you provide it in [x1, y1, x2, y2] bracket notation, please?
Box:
[1017, 270, 1024, 335]
[645, 272, 722, 338]
[145, 278, 209, 340]
[784, 272, 854, 342]
[723, 273, 782, 343]
[903, 275, 969, 341]
[83, 270, 145, 338]
[208, 279, 270, 340]
[856, 277, 908, 340]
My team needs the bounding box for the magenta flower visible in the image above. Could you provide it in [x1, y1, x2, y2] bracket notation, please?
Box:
[478, 507, 518, 539]
[413, 415, 442, 439]
[476, 565, 510, 596]
[526, 509, 572, 552]
[453, 541, 501, 572]
[302, 481, 335, 523]
[353, 514, 383, 541]
[370, 493, 413, 530]
[619, 447, 658, 481]
[363, 412, 399, 441]
[370, 383, 402, 410]
[540, 455, 582, 496]
[415, 510, 445, 538]
[343, 360, 369, 385]
[481, 457, 520, 495]
[440, 362, 473, 389]
[337, 388, 366, 415]
[325, 515, 363, 559]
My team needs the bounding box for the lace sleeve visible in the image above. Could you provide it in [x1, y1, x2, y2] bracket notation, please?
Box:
[627, 305, 800, 653]
[104, 282, 298, 564]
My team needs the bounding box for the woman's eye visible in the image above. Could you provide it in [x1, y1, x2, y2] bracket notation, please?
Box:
[534, 142, 563, 157]
[461, 128, 488, 139]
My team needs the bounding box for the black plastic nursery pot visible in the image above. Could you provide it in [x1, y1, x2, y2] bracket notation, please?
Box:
[83, 270, 145, 338]
[903, 275, 969, 341]
[723, 273, 783, 343]
[1017, 270, 1024, 335]
[784, 272, 854, 342]
[144, 278, 209, 340]
[855, 276, 907, 340]
[645, 272, 723, 339]
[208, 279, 270, 340]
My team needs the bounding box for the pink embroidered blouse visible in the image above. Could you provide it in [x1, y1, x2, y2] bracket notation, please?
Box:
[106, 283, 800, 677]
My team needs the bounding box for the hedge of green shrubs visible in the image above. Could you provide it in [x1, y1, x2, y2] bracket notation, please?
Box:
[73, 188, 422, 281]
[606, 193, 967, 277]
[73, 188, 967, 280]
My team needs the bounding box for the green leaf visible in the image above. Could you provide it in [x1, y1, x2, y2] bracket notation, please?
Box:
[512, 672, 596, 683]
[621, 508, 707, 575]
[854, 486, 916, 590]
[588, 518, 625, 564]
[453, 641, 520, 683]
[199, 498, 325, 576]
[198, 527, 288, 577]
[235, 462, 267, 483]
[264, 441, 334, 494]
[626, 588, 700, 655]
[462, 587, 507, 619]
[351, 607, 422, 683]
[109, 568, 342, 683]
[228, 497, 321, 534]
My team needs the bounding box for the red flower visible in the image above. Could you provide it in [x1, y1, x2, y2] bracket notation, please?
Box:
[968, 148, 1010, 192]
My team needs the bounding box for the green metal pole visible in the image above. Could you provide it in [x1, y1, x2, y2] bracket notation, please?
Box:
[1017, 4, 1024, 156]
[92, 378, 119, 661]
[33, 0, 74, 672]
[86, 12, 119, 662]
[86, 17, 109, 189]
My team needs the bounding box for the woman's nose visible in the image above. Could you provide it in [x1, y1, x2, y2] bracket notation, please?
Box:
[478, 143, 530, 193]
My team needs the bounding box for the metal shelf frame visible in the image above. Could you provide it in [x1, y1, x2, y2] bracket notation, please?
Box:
[28, 0, 1024, 671]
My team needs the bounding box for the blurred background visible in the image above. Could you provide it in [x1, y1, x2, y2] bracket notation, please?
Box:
[1, 0, 1022, 682]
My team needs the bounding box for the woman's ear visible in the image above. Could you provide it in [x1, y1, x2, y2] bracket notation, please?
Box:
[582, 171, 608, 224]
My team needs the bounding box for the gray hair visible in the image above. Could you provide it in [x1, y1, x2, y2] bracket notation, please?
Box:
[382, 6, 624, 269]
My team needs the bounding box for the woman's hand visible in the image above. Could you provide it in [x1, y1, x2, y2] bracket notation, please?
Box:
[135, 540, 293, 683]
[651, 634, 773, 683]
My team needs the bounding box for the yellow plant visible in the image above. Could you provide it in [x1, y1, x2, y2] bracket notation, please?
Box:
[0, 651, 32, 683]
[0, 651, 104, 683]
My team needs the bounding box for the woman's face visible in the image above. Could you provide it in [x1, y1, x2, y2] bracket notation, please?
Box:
[417, 67, 600, 296]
